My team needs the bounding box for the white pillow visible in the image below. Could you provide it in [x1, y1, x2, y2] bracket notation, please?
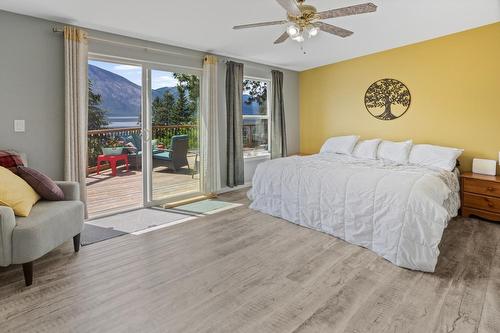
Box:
[352, 139, 382, 160]
[377, 140, 413, 164]
[409, 144, 463, 171]
[320, 135, 360, 155]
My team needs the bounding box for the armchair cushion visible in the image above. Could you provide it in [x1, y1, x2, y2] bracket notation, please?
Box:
[16, 166, 64, 201]
[126, 134, 142, 151]
[153, 151, 172, 161]
[12, 200, 84, 264]
[0, 206, 16, 266]
[0, 166, 40, 217]
[54, 181, 80, 201]
[125, 142, 138, 154]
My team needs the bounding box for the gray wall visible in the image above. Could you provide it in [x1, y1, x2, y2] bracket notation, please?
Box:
[0, 11, 64, 179]
[0, 10, 300, 184]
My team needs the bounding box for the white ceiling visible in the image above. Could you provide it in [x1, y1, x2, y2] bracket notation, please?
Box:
[1, 0, 499, 71]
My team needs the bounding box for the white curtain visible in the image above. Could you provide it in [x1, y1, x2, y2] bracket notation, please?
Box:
[64, 26, 88, 214]
[200, 55, 221, 194]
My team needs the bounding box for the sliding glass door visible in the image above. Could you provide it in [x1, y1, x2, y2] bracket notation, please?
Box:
[145, 67, 201, 204]
[86, 59, 144, 217]
[86, 56, 202, 217]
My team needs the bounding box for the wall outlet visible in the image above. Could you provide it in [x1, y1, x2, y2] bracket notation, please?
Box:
[14, 120, 25, 132]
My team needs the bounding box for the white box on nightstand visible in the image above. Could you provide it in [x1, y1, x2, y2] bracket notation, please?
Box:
[472, 158, 497, 176]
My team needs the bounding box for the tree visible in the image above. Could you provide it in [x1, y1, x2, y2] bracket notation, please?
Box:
[88, 80, 109, 130]
[152, 91, 176, 125]
[173, 73, 200, 123]
[365, 79, 411, 120]
[243, 80, 268, 113]
[174, 84, 190, 124]
[243, 80, 268, 115]
[150, 73, 200, 126]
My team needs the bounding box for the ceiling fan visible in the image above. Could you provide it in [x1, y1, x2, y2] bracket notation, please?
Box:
[233, 0, 377, 44]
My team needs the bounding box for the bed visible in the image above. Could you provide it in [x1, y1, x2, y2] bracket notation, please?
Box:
[248, 153, 460, 272]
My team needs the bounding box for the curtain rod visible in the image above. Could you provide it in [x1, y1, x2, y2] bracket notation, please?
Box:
[53, 27, 284, 72]
[52, 27, 202, 60]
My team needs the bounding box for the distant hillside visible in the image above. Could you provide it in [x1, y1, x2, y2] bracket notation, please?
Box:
[153, 86, 180, 100]
[89, 65, 177, 118]
[88, 64, 264, 118]
[89, 64, 140, 118]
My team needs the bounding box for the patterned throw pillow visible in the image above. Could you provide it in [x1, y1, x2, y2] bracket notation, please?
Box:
[16, 166, 64, 201]
[125, 142, 137, 154]
[0, 151, 24, 173]
[0, 166, 40, 216]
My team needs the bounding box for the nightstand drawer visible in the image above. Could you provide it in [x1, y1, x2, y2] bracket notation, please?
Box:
[463, 178, 500, 198]
[463, 193, 500, 213]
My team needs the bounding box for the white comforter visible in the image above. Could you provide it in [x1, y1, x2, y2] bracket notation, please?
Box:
[248, 153, 460, 272]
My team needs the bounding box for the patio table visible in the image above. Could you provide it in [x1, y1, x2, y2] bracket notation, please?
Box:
[96, 154, 129, 177]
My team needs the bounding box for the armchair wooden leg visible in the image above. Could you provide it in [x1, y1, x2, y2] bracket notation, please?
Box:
[73, 233, 81, 252]
[22, 262, 33, 286]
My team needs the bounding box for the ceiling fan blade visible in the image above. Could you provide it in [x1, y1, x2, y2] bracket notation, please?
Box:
[233, 20, 288, 30]
[275, 0, 301, 16]
[317, 3, 377, 20]
[314, 22, 353, 38]
[274, 32, 289, 44]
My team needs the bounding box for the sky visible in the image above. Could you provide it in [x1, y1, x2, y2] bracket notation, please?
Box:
[89, 60, 179, 90]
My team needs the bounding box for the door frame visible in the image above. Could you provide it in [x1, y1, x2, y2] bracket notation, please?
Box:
[87, 53, 204, 212]
[142, 63, 203, 208]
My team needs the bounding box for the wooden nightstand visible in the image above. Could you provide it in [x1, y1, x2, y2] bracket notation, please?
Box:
[461, 172, 500, 222]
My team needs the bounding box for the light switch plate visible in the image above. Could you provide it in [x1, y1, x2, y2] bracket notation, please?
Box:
[14, 120, 25, 132]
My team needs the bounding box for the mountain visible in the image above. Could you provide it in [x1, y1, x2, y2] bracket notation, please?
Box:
[153, 86, 179, 100]
[88, 64, 141, 118]
[89, 65, 178, 118]
[88, 64, 264, 119]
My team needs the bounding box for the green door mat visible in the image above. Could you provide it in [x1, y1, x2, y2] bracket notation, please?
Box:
[171, 200, 241, 215]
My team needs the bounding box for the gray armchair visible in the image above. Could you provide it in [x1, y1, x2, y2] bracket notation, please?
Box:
[0, 181, 84, 286]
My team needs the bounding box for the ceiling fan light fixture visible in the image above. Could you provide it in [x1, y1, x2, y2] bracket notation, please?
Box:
[286, 24, 300, 37]
[292, 34, 305, 43]
[307, 26, 319, 38]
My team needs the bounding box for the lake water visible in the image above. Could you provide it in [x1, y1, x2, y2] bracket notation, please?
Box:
[108, 117, 140, 128]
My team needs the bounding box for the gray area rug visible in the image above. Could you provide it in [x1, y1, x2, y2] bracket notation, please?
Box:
[83, 201, 242, 246]
[81, 224, 128, 246]
[87, 208, 192, 234]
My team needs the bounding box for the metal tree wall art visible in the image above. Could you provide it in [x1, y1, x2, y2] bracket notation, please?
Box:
[364, 79, 411, 120]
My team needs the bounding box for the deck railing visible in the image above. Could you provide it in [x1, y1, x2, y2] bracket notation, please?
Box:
[87, 125, 198, 169]
[242, 124, 267, 149]
[87, 124, 264, 171]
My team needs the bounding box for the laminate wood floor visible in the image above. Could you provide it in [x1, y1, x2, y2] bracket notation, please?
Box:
[0, 189, 499, 333]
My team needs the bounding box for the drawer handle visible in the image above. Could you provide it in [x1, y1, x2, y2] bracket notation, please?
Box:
[487, 187, 496, 192]
[485, 199, 495, 208]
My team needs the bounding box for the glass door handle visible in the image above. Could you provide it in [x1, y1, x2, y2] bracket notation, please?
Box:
[141, 129, 152, 141]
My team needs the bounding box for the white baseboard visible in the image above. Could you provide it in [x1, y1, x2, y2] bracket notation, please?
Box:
[217, 182, 252, 194]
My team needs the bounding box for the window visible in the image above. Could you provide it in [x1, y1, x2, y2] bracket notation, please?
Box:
[242, 78, 270, 158]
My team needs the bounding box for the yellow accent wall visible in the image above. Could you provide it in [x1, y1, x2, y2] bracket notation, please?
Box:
[300, 23, 500, 171]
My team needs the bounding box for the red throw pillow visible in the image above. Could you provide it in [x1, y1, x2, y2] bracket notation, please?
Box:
[0, 151, 24, 173]
[16, 166, 64, 201]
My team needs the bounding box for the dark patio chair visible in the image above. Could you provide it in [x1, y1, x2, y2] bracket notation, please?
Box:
[153, 135, 190, 172]
[125, 134, 161, 170]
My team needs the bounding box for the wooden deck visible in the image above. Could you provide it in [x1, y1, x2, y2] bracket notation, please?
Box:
[86, 161, 199, 218]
